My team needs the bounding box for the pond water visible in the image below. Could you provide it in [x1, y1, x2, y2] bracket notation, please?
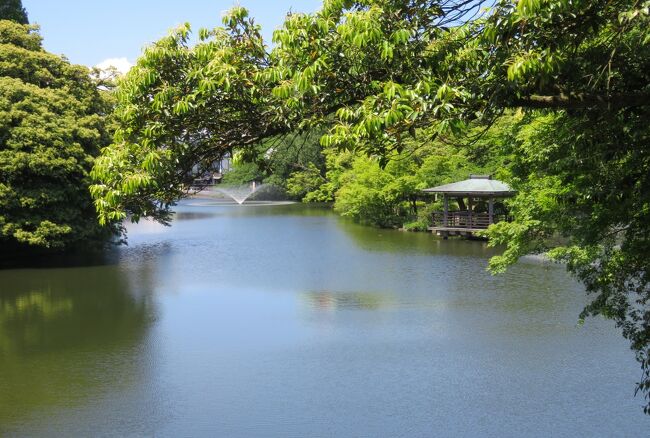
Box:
[1, 201, 648, 436]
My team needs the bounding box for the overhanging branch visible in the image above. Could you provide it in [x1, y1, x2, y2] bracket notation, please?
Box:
[511, 92, 650, 110]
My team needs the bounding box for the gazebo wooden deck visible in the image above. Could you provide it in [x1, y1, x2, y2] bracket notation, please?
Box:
[422, 175, 514, 238]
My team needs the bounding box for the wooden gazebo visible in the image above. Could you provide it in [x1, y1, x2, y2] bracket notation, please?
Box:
[422, 175, 515, 238]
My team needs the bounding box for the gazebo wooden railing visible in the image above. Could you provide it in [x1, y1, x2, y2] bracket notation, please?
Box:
[432, 211, 510, 229]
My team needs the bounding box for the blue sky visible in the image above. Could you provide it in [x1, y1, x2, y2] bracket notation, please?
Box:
[23, 0, 322, 70]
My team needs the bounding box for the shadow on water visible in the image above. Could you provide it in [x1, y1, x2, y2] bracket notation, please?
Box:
[338, 217, 501, 257]
[0, 251, 158, 431]
[0, 247, 120, 270]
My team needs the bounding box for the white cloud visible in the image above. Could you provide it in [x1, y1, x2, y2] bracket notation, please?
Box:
[95, 57, 134, 76]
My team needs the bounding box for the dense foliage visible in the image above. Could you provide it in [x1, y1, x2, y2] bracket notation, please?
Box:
[91, 0, 650, 411]
[290, 121, 507, 228]
[0, 0, 28, 24]
[0, 20, 116, 251]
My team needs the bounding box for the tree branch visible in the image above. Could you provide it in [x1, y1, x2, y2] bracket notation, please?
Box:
[511, 92, 650, 110]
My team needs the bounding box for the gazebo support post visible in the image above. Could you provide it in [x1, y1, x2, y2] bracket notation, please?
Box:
[488, 197, 494, 225]
[443, 194, 448, 227]
[468, 196, 473, 229]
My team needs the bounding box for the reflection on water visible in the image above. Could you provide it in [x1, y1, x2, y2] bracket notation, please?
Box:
[174, 211, 218, 221]
[304, 291, 389, 310]
[0, 201, 648, 436]
[341, 219, 500, 256]
[0, 259, 156, 431]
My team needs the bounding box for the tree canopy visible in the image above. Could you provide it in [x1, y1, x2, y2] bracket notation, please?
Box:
[0, 0, 28, 24]
[90, 0, 650, 411]
[0, 20, 117, 251]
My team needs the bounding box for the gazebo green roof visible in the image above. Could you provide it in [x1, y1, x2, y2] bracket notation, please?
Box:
[422, 175, 514, 196]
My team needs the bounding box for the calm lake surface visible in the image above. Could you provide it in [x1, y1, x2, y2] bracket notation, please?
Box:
[1, 201, 648, 437]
